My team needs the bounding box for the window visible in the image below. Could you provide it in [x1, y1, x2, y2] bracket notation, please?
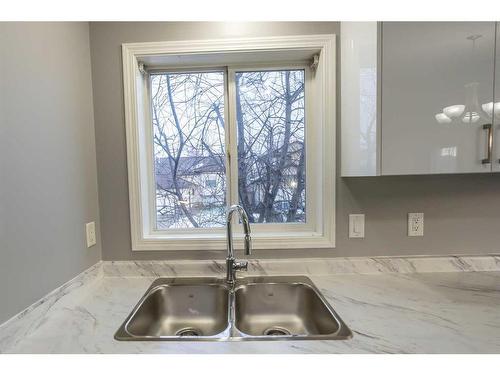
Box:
[235, 69, 306, 224]
[151, 71, 226, 229]
[123, 35, 336, 250]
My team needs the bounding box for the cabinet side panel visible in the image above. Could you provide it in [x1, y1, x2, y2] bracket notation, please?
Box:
[341, 22, 378, 176]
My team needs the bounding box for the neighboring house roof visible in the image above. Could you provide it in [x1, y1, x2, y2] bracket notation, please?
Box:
[155, 140, 304, 192]
[155, 155, 224, 190]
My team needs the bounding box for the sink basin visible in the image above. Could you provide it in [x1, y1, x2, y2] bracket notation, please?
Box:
[115, 276, 352, 341]
[115, 278, 230, 340]
[234, 281, 343, 338]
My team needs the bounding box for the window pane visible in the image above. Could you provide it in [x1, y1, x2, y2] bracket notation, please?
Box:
[235, 69, 306, 223]
[151, 72, 226, 229]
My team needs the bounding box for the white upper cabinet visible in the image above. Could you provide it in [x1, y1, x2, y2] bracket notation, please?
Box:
[492, 23, 500, 173]
[382, 22, 496, 175]
[341, 22, 498, 176]
[341, 22, 379, 176]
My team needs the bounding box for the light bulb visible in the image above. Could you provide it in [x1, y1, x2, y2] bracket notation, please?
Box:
[482, 102, 500, 118]
[435, 113, 452, 124]
[443, 105, 465, 118]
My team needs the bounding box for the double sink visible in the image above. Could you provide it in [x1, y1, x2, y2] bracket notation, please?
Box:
[115, 275, 352, 341]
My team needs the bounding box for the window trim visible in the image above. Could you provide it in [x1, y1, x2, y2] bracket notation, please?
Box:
[122, 34, 336, 251]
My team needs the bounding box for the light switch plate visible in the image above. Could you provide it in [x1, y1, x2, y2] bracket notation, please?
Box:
[408, 213, 424, 237]
[86, 222, 96, 248]
[349, 214, 365, 238]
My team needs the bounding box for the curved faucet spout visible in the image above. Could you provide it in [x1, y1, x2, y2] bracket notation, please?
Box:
[226, 205, 252, 284]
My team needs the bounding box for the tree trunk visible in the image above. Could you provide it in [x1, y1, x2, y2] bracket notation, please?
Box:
[166, 75, 199, 228]
[287, 145, 305, 222]
[235, 75, 254, 221]
[264, 71, 293, 222]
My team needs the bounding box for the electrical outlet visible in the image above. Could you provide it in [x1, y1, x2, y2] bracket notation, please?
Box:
[86, 222, 96, 248]
[408, 213, 424, 237]
[349, 214, 365, 238]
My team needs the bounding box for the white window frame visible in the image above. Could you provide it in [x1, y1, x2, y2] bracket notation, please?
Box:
[122, 34, 336, 251]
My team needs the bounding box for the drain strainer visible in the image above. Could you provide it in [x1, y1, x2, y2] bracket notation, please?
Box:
[175, 327, 203, 337]
[263, 327, 291, 336]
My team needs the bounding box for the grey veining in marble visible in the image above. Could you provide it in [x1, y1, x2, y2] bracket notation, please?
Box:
[103, 255, 500, 278]
[0, 262, 102, 353]
[1, 255, 500, 353]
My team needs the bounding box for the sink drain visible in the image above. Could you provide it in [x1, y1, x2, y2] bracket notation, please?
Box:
[175, 327, 203, 337]
[263, 327, 291, 336]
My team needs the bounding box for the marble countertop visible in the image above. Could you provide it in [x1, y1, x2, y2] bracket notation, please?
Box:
[2, 266, 500, 353]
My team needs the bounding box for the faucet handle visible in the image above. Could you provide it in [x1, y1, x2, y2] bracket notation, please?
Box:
[233, 260, 248, 272]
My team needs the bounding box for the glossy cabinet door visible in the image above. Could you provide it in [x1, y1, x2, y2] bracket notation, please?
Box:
[341, 22, 379, 176]
[381, 22, 496, 175]
[492, 23, 500, 173]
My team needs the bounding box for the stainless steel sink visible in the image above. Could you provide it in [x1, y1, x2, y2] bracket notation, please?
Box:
[234, 280, 343, 338]
[115, 278, 230, 341]
[115, 276, 352, 341]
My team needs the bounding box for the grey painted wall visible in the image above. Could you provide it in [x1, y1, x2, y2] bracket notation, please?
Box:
[0, 23, 102, 324]
[89, 22, 500, 261]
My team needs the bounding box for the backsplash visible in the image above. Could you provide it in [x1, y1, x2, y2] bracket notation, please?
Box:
[103, 255, 500, 277]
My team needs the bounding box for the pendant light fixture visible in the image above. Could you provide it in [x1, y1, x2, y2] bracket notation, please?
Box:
[435, 34, 500, 125]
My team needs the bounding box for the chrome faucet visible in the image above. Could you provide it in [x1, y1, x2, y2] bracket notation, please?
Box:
[226, 205, 252, 285]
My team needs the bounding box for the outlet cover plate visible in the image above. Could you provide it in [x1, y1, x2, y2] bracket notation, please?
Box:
[408, 213, 424, 237]
[86, 222, 96, 247]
